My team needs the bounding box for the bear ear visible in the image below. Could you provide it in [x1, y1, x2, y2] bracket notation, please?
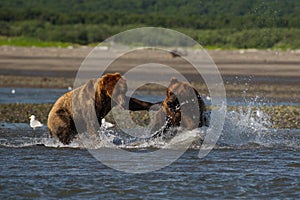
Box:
[110, 73, 122, 82]
[170, 77, 178, 85]
[113, 72, 121, 78]
[102, 73, 120, 83]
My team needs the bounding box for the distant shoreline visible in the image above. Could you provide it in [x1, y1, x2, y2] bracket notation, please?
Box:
[1, 46, 299, 78]
[0, 46, 299, 101]
[0, 46, 299, 129]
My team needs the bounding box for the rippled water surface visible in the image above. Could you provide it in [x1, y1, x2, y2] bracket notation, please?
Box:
[1, 144, 299, 199]
[0, 88, 299, 199]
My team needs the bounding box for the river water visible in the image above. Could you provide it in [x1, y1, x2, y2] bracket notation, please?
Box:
[0, 88, 299, 199]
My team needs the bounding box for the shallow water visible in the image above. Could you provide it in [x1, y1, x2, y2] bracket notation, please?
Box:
[0, 88, 69, 104]
[0, 143, 299, 199]
[0, 87, 299, 106]
[1, 122, 299, 199]
[0, 88, 299, 199]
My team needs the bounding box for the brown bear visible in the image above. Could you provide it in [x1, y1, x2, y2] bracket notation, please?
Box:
[48, 73, 157, 145]
[150, 77, 206, 138]
[48, 73, 127, 144]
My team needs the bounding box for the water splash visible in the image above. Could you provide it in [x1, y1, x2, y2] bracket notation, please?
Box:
[220, 106, 272, 147]
[217, 95, 300, 149]
[0, 104, 299, 150]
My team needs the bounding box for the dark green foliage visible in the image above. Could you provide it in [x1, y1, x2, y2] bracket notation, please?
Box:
[0, 0, 299, 48]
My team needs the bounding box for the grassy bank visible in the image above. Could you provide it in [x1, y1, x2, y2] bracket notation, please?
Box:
[1, 27, 300, 50]
[0, 103, 299, 129]
[0, 36, 74, 48]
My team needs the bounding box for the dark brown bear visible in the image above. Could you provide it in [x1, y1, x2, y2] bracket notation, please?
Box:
[150, 77, 206, 138]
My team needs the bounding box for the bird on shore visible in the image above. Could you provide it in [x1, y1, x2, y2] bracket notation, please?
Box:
[29, 115, 43, 130]
[101, 118, 114, 129]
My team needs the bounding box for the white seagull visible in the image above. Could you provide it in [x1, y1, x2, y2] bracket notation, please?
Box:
[29, 115, 43, 130]
[101, 118, 114, 129]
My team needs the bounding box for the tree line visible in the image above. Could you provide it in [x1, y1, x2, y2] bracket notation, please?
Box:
[1, 0, 299, 48]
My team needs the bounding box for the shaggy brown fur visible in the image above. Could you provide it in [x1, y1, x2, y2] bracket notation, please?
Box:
[151, 77, 206, 138]
[47, 73, 127, 144]
[48, 72, 160, 144]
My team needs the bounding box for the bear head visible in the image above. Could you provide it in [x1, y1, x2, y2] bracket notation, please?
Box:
[163, 77, 203, 129]
[98, 73, 127, 107]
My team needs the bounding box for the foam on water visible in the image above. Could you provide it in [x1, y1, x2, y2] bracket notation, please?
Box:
[0, 119, 299, 151]
[216, 96, 299, 149]
[0, 96, 299, 150]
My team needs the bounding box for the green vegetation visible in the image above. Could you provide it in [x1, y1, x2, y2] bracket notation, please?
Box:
[0, 36, 73, 47]
[1, 0, 299, 49]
